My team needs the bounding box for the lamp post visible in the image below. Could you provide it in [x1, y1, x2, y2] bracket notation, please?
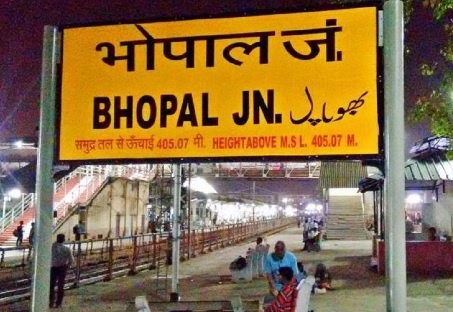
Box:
[1, 189, 22, 231]
[252, 181, 256, 222]
[282, 197, 288, 218]
[2, 195, 9, 232]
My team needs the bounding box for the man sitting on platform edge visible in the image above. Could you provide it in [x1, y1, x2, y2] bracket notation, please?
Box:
[264, 240, 299, 303]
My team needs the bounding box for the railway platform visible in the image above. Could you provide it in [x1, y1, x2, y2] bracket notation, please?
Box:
[5, 225, 453, 312]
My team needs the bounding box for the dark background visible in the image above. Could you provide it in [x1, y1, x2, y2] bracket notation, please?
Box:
[0, 0, 439, 155]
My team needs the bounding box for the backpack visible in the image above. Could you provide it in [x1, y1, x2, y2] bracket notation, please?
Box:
[229, 256, 247, 270]
[73, 225, 78, 234]
[13, 229, 18, 237]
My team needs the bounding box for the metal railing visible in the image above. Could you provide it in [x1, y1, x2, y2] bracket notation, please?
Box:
[52, 165, 155, 229]
[0, 217, 294, 305]
[1, 165, 155, 234]
[1, 194, 35, 232]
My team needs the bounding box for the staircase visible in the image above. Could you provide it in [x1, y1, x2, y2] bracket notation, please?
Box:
[326, 195, 369, 240]
[0, 164, 154, 246]
[53, 175, 109, 230]
[0, 206, 36, 246]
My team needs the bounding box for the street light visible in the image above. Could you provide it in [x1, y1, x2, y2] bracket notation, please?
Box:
[2, 189, 22, 231]
[8, 188, 22, 199]
[2, 195, 10, 231]
[282, 198, 289, 218]
[14, 140, 23, 148]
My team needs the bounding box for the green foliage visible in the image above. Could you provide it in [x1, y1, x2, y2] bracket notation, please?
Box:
[410, 0, 453, 142]
[412, 91, 453, 136]
[419, 63, 437, 76]
[321, 1, 453, 141]
[403, 0, 415, 24]
[432, 1, 453, 20]
[330, 0, 414, 23]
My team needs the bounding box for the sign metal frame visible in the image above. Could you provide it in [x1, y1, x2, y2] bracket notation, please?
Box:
[55, 4, 384, 164]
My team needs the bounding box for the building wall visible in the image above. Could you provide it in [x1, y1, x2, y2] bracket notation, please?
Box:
[55, 214, 80, 242]
[55, 178, 149, 241]
[362, 191, 375, 215]
[429, 192, 453, 236]
[377, 240, 453, 275]
[406, 183, 453, 237]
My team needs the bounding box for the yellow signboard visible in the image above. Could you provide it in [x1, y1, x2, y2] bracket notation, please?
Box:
[58, 6, 380, 162]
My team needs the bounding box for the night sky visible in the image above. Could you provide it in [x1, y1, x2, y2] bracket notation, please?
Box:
[0, 0, 442, 155]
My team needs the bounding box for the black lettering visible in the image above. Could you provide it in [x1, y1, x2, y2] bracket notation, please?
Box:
[93, 97, 111, 129]
[113, 96, 133, 129]
[177, 94, 198, 127]
[233, 91, 250, 125]
[253, 90, 274, 124]
[136, 95, 157, 129]
[201, 93, 218, 126]
[160, 94, 178, 128]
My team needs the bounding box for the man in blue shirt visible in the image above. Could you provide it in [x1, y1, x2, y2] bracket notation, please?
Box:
[264, 240, 299, 296]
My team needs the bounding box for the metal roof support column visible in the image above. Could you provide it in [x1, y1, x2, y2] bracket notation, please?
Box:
[384, 1, 407, 311]
[31, 25, 58, 312]
[171, 163, 181, 301]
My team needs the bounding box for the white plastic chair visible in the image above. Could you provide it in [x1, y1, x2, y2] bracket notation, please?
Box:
[295, 276, 315, 312]
[135, 295, 151, 312]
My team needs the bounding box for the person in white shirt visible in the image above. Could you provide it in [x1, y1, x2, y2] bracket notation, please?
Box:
[302, 228, 321, 252]
[49, 234, 74, 308]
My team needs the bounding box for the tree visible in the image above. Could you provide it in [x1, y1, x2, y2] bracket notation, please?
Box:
[332, 2, 453, 139]
[410, 1, 453, 140]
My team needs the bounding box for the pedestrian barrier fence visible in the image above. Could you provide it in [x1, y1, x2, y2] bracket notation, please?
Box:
[0, 217, 295, 305]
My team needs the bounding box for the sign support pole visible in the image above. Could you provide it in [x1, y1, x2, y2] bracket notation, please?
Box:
[31, 25, 58, 312]
[383, 1, 407, 311]
[171, 164, 181, 301]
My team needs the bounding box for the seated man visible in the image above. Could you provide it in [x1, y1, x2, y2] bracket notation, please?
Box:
[427, 227, 439, 241]
[265, 241, 299, 295]
[264, 266, 298, 312]
[302, 229, 320, 251]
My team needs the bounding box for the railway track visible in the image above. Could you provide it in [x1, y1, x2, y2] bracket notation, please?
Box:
[0, 218, 294, 306]
[0, 248, 167, 305]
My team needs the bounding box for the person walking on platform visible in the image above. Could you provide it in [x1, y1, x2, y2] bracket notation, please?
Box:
[303, 218, 310, 241]
[73, 221, 83, 241]
[27, 222, 35, 259]
[28, 222, 35, 247]
[264, 240, 299, 299]
[50, 234, 74, 308]
[15, 221, 24, 247]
